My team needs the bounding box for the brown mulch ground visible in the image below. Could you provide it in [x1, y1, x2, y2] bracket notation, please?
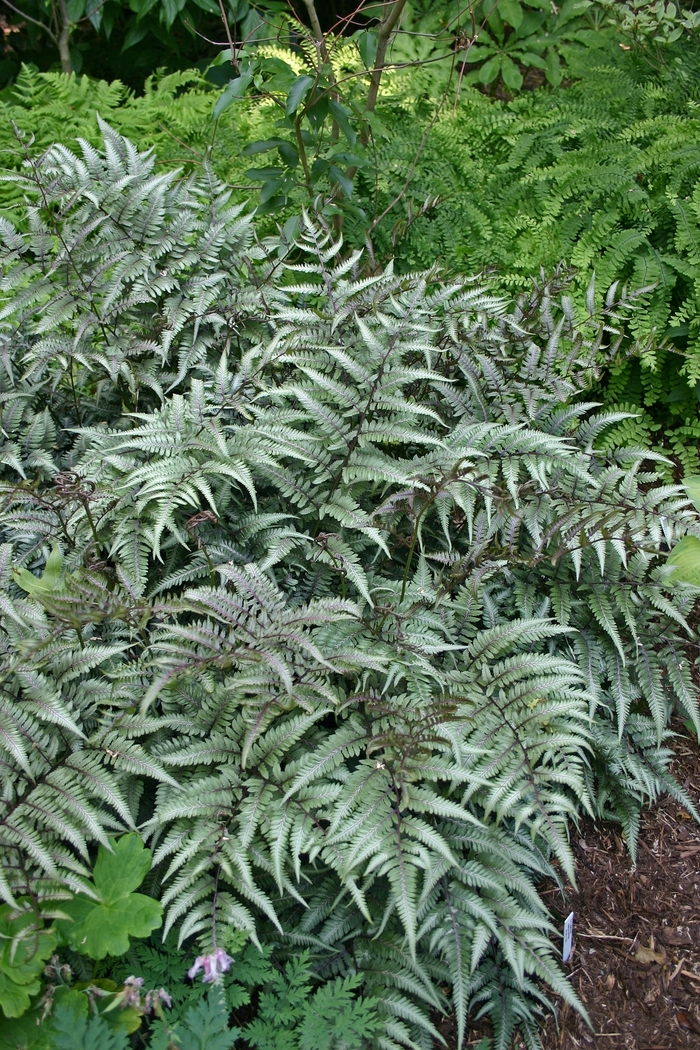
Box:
[436, 727, 700, 1049]
[538, 728, 700, 1050]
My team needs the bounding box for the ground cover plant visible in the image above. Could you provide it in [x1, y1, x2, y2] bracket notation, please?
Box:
[1, 121, 700, 1048]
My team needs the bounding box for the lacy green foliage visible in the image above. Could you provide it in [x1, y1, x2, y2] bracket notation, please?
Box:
[204, 0, 608, 223]
[3, 937, 381, 1050]
[5, 44, 700, 457]
[49, 972, 376, 1050]
[239, 952, 380, 1050]
[0, 68, 270, 221]
[0, 126, 699, 1048]
[48, 986, 236, 1050]
[367, 44, 700, 461]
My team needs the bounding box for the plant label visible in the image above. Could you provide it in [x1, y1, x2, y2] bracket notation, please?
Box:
[562, 912, 574, 963]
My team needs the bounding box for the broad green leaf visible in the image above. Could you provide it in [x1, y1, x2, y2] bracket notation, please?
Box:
[500, 0, 524, 28]
[259, 179, 285, 204]
[66, 0, 85, 20]
[160, 0, 186, 28]
[285, 75, 314, 117]
[357, 29, 378, 69]
[241, 138, 288, 156]
[120, 23, 148, 51]
[329, 165, 353, 199]
[0, 906, 56, 1019]
[545, 46, 563, 84]
[520, 50, 548, 68]
[277, 142, 298, 168]
[479, 56, 503, 84]
[328, 100, 357, 146]
[244, 166, 284, 181]
[668, 535, 700, 586]
[85, 0, 103, 29]
[54, 835, 162, 960]
[464, 44, 497, 62]
[501, 56, 524, 90]
[213, 73, 253, 119]
[684, 475, 700, 513]
[13, 544, 65, 597]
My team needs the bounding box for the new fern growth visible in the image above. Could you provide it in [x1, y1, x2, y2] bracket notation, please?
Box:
[0, 126, 699, 1050]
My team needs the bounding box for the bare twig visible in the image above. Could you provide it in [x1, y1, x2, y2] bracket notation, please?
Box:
[0, 0, 57, 42]
[217, 0, 238, 69]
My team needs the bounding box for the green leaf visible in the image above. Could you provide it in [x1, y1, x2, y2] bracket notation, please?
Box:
[66, 0, 85, 20]
[213, 73, 253, 119]
[684, 475, 700, 513]
[160, 0, 186, 28]
[499, 0, 524, 28]
[172, 987, 240, 1050]
[120, 23, 148, 51]
[328, 165, 353, 199]
[51, 1002, 129, 1050]
[240, 138, 288, 156]
[54, 835, 162, 960]
[357, 29, 378, 69]
[285, 75, 314, 116]
[277, 142, 299, 167]
[501, 56, 524, 90]
[259, 179, 285, 204]
[464, 44, 496, 62]
[85, 0, 103, 29]
[0, 906, 56, 1019]
[479, 56, 502, 83]
[244, 167, 284, 181]
[668, 535, 700, 586]
[328, 100, 357, 146]
[545, 46, 563, 85]
[13, 544, 66, 597]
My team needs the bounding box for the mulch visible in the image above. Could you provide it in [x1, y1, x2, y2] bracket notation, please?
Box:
[435, 725, 700, 1049]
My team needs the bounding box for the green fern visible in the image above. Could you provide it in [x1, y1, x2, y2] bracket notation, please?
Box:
[1, 127, 699, 1049]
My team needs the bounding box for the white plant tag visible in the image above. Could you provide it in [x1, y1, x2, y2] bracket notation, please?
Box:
[562, 912, 574, 963]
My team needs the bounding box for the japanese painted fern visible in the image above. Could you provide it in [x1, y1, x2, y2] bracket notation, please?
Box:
[0, 125, 698, 1050]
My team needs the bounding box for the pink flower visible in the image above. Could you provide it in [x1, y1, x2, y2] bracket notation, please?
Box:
[187, 948, 234, 983]
[122, 976, 145, 1008]
[144, 987, 172, 1011]
[116, 976, 172, 1015]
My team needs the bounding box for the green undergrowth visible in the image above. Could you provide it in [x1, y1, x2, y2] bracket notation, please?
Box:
[3, 39, 700, 462]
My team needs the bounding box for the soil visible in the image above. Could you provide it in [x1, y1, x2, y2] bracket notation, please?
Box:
[436, 726, 700, 1049]
[538, 728, 700, 1050]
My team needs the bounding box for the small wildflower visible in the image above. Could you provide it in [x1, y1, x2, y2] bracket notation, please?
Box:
[121, 976, 144, 1008]
[38, 984, 56, 1023]
[144, 987, 172, 1012]
[109, 976, 172, 1016]
[43, 955, 72, 983]
[187, 947, 234, 983]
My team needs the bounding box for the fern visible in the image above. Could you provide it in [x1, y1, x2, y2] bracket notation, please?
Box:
[51, 1004, 129, 1050]
[1, 128, 699, 1048]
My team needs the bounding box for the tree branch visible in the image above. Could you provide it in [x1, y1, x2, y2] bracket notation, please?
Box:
[365, 0, 408, 118]
[0, 0, 57, 42]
